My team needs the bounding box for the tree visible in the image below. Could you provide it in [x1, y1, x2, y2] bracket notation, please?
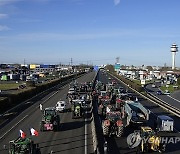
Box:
[146, 66, 153, 71]
[177, 78, 180, 85]
[105, 65, 115, 72]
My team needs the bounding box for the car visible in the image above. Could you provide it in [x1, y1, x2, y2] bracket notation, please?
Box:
[56, 100, 70, 112]
[156, 90, 162, 95]
[152, 84, 156, 88]
[164, 90, 170, 95]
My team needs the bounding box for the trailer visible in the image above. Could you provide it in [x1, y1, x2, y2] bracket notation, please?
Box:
[124, 100, 150, 125]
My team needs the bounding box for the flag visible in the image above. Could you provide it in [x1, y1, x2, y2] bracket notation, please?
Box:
[19, 129, 26, 139]
[30, 128, 39, 136]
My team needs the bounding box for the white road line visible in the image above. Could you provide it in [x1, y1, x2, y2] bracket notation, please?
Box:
[85, 110, 88, 154]
[168, 95, 180, 103]
[35, 91, 59, 109]
[1, 87, 63, 139]
[0, 115, 28, 140]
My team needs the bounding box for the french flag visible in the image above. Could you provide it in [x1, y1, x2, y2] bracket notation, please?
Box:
[19, 129, 26, 139]
[30, 128, 39, 136]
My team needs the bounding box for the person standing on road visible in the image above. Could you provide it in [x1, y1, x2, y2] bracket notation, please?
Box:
[39, 103, 43, 112]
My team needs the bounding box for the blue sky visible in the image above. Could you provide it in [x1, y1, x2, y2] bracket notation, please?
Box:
[0, 0, 180, 66]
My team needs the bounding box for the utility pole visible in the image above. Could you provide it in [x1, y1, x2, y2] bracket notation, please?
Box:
[70, 58, 73, 66]
[24, 58, 26, 66]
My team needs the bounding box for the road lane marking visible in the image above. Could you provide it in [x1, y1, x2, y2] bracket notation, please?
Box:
[0, 115, 28, 140]
[35, 91, 59, 109]
[1, 86, 63, 140]
[168, 95, 180, 103]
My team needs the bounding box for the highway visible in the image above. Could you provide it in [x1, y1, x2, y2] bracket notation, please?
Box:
[96, 70, 180, 154]
[145, 84, 180, 109]
[0, 71, 96, 154]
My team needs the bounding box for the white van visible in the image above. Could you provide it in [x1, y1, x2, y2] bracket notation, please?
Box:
[56, 100, 70, 112]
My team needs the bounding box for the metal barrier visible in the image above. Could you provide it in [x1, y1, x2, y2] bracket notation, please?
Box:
[90, 71, 100, 154]
[109, 72, 180, 118]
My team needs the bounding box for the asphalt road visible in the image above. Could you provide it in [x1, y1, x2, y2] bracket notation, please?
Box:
[145, 84, 180, 109]
[0, 71, 96, 154]
[96, 70, 180, 154]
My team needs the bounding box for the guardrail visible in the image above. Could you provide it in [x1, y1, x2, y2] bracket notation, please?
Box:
[91, 71, 100, 154]
[145, 90, 180, 117]
[0, 73, 86, 127]
[108, 72, 180, 118]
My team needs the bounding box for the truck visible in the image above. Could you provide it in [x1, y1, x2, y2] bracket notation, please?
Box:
[155, 115, 174, 132]
[40, 107, 60, 131]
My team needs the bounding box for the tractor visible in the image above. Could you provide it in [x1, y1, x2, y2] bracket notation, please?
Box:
[9, 137, 40, 154]
[98, 99, 111, 117]
[102, 111, 124, 137]
[71, 100, 83, 118]
[40, 107, 60, 132]
[136, 126, 166, 153]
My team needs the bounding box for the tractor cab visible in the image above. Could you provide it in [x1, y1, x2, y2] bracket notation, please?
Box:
[9, 137, 40, 154]
[40, 107, 60, 131]
[71, 100, 83, 118]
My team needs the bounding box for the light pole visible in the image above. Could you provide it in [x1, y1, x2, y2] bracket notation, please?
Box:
[170, 43, 178, 70]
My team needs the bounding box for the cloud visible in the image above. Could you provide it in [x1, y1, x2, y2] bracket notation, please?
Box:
[0, 14, 8, 19]
[0, 0, 23, 6]
[114, 0, 120, 6]
[15, 18, 42, 23]
[0, 25, 10, 31]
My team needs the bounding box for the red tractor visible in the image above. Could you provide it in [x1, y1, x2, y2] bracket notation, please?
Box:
[102, 111, 124, 137]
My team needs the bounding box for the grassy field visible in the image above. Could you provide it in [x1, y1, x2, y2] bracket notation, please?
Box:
[160, 84, 179, 93]
[131, 79, 153, 85]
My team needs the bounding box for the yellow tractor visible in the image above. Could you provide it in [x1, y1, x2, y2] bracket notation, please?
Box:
[137, 126, 166, 153]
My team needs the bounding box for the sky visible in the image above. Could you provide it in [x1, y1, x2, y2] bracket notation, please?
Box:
[0, 0, 180, 67]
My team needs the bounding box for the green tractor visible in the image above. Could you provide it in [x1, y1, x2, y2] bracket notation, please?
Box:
[71, 100, 83, 118]
[40, 107, 60, 131]
[9, 137, 40, 154]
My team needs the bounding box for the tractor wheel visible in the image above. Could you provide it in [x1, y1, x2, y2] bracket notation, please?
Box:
[136, 146, 143, 154]
[53, 121, 58, 131]
[102, 123, 109, 136]
[159, 143, 166, 153]
[116, 126, 123, 137]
